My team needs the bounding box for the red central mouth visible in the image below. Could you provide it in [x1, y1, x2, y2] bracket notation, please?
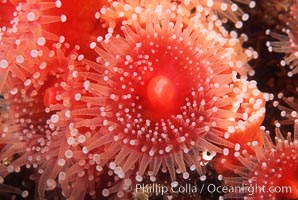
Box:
[146, 75, 176, 114]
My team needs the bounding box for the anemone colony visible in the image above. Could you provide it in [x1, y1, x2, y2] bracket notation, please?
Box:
[224, 122, 298, 199]
[0, 0, 297, 200]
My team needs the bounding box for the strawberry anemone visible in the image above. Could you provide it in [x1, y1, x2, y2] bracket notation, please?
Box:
[98, 0, 198, 39]
[99, 0, 256, 78]
[224, 122, 298, 199]
[0, 0, 67, 92]
[103, 0, 256, 30]
[213, 79, 267, 175]
[175, 0, 256, 28]
[0, 43, 78, 199]
[0, 0, 110, 92]
[267, 1, 298, 77]
[47, 8, 262, 198]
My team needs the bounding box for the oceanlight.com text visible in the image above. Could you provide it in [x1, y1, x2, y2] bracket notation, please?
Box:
[207, 183, 292, 196]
